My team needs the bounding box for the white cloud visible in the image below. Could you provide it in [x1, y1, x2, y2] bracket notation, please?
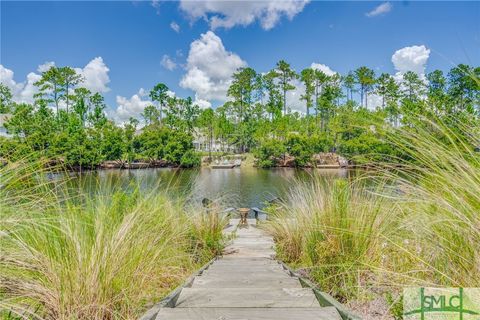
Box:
[391, 45, 430, 75]
[0, 65, 40, 104]
[37, 61, 55, 73]
[19, 73, 42, 104]
[366, 2, 392, 18]
[1, 57, 110, 105]
[179, 0, 309, 30]
[180, 31, 246, 102]
[391, 45, 430, 97]
[74, 57, 110, 93]
[161, 54, 177, 71]
[194, 96, 212, 109]
[283, 63, 337, 114]
[151, 0, 161, 14]
[286, 78, 306, 113]
[365, 93, 383, 110]
[310, 63, 337, 76]
[113, 88, 152, 123]
[170, 21, 180, 33]
[0, 65, 24, 97]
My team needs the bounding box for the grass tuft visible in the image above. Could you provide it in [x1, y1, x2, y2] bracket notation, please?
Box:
[0, 161, 226, 319]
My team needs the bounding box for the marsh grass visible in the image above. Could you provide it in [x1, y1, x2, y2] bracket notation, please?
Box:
[265, 176, 402, 301]
[0, 161, 227, 319]
[265, 116, 480, 307]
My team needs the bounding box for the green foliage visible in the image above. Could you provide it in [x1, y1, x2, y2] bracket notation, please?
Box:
[0, 83, 13, 113]
[286, 134, 314, 167]
[134, 125, 196, 165]
[254, 138, 286, 168]
[1, 62, 478, 169]
[0, 75, 201, 168]
[180, 149, 201, 168]
[386, 292, 404, 320]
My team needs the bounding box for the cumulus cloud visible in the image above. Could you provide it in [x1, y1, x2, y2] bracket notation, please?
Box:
[180, 31, 246, 103]
[283, 62, 338, 114]
[366, 2, 392, 17]
[170, 21, 180, 33]
[19, 73, 42, 104]
[113, 88, 152, 123]
[390, 45, 431, 99]
[0, 57, 110, 104]
[179, 0, 309, 30]
[74, 57, 110, 93]
[286, 78, 306, 114]
[391, 45, 431, 75]
[194, 96, 212, 109]
[37, 61, 55, 73]
[310, 63, 337, 76]
[161, 54, 177, 71]
[0, 65, 41, 104]
[0, 65, 24, 96]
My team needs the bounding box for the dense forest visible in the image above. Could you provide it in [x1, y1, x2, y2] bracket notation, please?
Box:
[0, 61, 478, 168]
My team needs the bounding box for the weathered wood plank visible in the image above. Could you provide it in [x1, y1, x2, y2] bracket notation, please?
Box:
[175, 288, 321, 308]
[201, 269, 292, 278]
[141, 217, 343, 320]
[204, 264, 284, 273]
[155, 307, 342, 320]
[198, 272, 294, 282]
[192, 276, 302, 288]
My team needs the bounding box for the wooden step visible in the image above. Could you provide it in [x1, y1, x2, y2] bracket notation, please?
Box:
[175, 288, 321, 308]
[201, 269, 292, 279]
[218, 256, 276, 262]
[205, 264, 284, 273]
[155, 307, 342, 320]
[213, 259, 278, 266]
[192, 276, 302, 288]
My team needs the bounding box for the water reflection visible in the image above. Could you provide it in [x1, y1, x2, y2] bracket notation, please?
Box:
[66, 167, 353, 208]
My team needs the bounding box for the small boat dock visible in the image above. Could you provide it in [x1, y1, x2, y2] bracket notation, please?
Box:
[141, 218, 343, 320]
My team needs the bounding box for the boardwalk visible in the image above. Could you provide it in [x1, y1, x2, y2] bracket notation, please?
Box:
[153, 219, 342, 320]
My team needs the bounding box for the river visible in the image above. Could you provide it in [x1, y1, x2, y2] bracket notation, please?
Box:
[63, 167, 355, 209]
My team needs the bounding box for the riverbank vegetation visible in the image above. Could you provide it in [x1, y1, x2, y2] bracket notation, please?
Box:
[0, 161, 227, 319]
[265, 116, 480, 318]
[1, 62, 478, 168]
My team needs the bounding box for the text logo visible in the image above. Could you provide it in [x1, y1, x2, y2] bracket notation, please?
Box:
[403, 287, 480, 320]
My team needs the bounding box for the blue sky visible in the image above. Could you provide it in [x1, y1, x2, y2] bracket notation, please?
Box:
[1, 1, 479, 120]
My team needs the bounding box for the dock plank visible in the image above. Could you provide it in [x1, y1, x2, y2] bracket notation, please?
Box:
[175, 288, 321, 308]
[144, 218, 342, 320]
[155, 307, 342, 320]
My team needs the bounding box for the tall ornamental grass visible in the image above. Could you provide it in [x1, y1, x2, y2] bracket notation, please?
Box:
[265, 177, 401, 301]
[0, 161, 227, 320]
[266, 116, 480, 303]
[387, 117, 480, 287]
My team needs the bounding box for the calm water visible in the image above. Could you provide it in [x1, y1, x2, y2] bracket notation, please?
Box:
[65, 167, 354, 209]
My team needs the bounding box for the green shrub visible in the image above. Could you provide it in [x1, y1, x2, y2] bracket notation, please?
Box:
[254, 138, 286, 168]
[180, 150, 201, 168]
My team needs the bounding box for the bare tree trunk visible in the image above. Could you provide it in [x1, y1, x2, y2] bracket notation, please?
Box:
[360, 86, 364, 108]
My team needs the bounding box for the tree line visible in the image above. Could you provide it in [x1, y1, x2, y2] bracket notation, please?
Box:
[0, 62, 478, 168]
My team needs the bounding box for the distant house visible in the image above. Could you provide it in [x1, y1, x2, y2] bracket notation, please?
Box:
[192, 129, 237, 153]
[0, 114, 12, 137]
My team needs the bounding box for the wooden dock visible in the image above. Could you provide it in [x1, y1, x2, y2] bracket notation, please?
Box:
[149, 218, 342, 320]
